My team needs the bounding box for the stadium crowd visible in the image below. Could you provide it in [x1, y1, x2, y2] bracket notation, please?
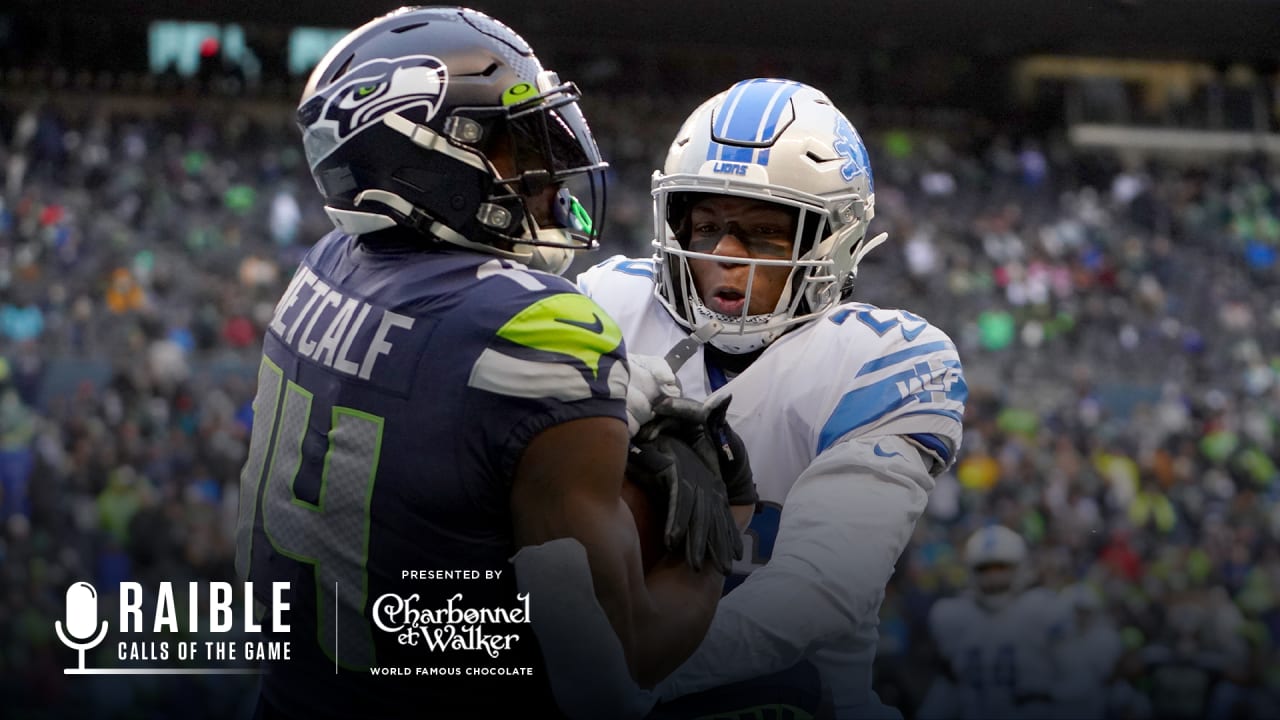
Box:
[0, 81, 1277, 719]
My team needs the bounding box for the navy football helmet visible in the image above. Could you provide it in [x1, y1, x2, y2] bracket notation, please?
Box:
[298, 6, 607, 274]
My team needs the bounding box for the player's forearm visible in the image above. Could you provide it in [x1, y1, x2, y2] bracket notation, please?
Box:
[744, 435, 932, 641]
[512, 538, 655, 720]
[629, 555, 723, 688]
[566, 499, 721, 689]
[658, 559, 846, 697]
[661, 435, 933, 697]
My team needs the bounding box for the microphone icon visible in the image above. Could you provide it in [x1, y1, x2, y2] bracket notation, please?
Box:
[56, 582, 109, 672]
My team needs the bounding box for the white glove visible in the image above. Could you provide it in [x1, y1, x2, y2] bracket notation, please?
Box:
[625, 354, 681, 437]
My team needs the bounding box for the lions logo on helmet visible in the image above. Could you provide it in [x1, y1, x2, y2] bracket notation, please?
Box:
[832, 115, 872, 188]
[299, 55, 448, 169]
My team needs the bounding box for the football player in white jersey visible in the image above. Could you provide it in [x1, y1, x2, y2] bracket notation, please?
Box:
[1056, 583, 1125, 719]
[917, 525, 1073, 720]
[576, 79, 968, 719]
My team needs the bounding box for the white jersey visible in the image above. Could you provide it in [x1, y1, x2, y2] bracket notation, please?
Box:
[926, 589, 1073, 720]
[1056, 618, 1124, 719]
[578, 256, 966, 718]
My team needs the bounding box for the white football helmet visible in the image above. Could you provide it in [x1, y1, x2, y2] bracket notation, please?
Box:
[651, 79, 885, 353]
[964, 525, 1030, 611]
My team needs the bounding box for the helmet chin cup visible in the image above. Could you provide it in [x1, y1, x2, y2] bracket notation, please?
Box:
[689, 296, 780, 354]
[707, 332, 771, 354]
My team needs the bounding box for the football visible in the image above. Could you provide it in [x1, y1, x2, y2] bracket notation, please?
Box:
[621, 479, 666, 571]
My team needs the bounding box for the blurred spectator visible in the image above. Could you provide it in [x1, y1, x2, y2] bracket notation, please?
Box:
[0, 360, 35, 520]
[104, 268, 145, 314]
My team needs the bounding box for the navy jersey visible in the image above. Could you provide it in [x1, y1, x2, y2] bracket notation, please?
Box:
[235, 230, 628, 718]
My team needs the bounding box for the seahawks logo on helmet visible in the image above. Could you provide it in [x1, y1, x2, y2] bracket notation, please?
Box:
[299, 55, 448, 168]
[832, 115, 872, 190]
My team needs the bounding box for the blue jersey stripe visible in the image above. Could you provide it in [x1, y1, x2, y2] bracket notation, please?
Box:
[817, 373, 965, 454]
[855, 341, 955, 378]
[817, 374, 911, 453]
[908, 432, 952, 463]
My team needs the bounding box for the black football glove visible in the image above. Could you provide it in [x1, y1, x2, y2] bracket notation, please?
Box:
[628, 397, 742, 575]
[701, 394, 757, 508]
[639, 395, 757, 507]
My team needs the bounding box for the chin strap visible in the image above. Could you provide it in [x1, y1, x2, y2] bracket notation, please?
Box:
[851, 231, 889, 273]
[662, 320, 723, 377]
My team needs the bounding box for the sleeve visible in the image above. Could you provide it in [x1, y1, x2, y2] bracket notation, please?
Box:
[656, 433, 934, 699]
[814, 311, 967, 476]
[461, 281, 631, 480]
[574, 253, 621, 295]
[576, 252, 655, 297]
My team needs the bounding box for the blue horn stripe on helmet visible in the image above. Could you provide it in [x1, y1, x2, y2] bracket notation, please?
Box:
[706, 79, 803, 165]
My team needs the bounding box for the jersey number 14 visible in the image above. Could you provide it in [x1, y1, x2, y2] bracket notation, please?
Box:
[235, 356, 384, 670]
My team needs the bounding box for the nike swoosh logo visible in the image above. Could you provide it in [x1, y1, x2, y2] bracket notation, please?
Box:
[901, 322, 927, 341]
[873, 442, 903, 459]
[554, 313, 604, 334]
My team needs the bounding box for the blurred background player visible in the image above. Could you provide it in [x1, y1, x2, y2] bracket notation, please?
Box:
[236, 8, 742, 719]
[917, 525, 1072, 720]
[1056, 582, 1125, 719]
[578, 78, 967, 719]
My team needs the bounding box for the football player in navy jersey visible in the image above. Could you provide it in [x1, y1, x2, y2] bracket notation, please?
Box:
[235, 8, 746, 719]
